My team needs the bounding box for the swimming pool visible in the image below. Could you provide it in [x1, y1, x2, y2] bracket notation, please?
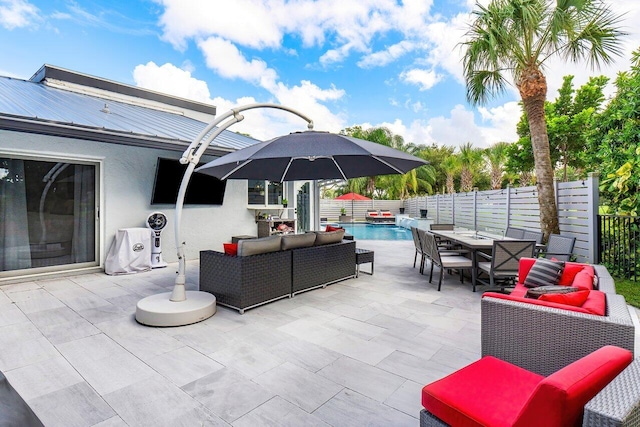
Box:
[330, 223, 412, 240]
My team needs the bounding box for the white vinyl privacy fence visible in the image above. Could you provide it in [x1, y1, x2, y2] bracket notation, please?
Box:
[403, 174, 599, 263]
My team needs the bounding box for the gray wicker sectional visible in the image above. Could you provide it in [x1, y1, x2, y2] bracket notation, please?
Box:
[200, 239, 356, 313]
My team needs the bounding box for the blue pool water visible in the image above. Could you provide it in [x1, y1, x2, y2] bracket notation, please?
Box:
[330, 223, 412, 240]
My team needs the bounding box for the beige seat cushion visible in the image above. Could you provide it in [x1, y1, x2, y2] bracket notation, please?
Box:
[313, 229, 345, 246]
[238, 235, 282, 256]
[281, 233, 316, 250]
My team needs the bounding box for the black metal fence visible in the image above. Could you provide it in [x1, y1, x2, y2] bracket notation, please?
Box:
[598, 215, 639, 281]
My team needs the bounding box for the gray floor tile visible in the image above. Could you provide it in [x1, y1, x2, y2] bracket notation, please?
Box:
[320, 333, 395, 366]
[253, 362, 343, 413]
[0, 303, 30, 327]
[233, 396, 330, 427]
[14, 291, 66, 314]
[182, 367, 274, 423]
[147, 346, 224, 387]
[210, 342, 284, 378]
[314, 389, 416, 427]
[76, 304, 130, 324]
[38, 317, 101, 345]
[28, 382, 115, 427]
[4, 356, 84, 401]
[97, 316, 184, 360]
[268, 338, 341, 373]
[0, 336, 59, 371]
[57, 334, 155, 395]
[383, 379, 423, 418]
[376, 350, 454, 384]
[103, 375, 205, 426]
[317, 356, 405, 402]
[276, 318, 342, 345]
[324, 316, 386, 340]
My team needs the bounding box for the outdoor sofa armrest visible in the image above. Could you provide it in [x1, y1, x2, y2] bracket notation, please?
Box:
[481, 293, 635, 376]
[583, 358, 640, 426]
[594, 264, 617, 294]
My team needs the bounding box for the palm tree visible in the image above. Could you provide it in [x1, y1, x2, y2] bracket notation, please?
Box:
[485, 141, 510, 189]
[458, 142, 484, 192]
[462, 0, 624, 239]
[441, 156, 460, 195]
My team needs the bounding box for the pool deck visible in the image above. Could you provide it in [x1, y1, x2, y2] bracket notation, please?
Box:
[1, 240, 638, 426]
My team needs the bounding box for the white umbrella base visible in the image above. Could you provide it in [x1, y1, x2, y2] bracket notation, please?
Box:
[135, 291, 216, 327]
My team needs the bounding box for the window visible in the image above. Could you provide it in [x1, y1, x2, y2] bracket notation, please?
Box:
[0, 157, 97, 273]
[247, 180, 283, 205]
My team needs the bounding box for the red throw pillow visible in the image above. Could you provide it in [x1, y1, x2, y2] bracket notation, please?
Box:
[382, 212, 392, 216]
[539, 290, 590, 307]
[223, 243, 238, 256]
[558, 263, 586, 286]
[325, 225, 344, 232]
[369, 212, 378, 216]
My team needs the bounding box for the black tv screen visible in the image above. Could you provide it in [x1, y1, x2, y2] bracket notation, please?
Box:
[151, 157, 227, 205]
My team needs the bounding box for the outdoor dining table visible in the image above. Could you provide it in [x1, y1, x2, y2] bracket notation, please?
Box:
[429, 229, 512, 291]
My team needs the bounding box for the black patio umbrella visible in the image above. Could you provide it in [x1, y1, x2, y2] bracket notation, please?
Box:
[195, 131, 428, 182]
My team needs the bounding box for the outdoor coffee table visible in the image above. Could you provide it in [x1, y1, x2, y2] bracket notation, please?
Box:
[355, 248, 374, 277]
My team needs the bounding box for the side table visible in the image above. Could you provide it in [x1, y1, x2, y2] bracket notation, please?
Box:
[355, 248, 374, 277]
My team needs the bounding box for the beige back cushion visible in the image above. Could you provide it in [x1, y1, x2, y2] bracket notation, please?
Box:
[281, 233, 316, 250]
[314, 229, 345, 246]
[237, 235, 282, 256]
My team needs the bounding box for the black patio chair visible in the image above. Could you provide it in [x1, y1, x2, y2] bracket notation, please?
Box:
[539, 234, 576, 262]
[475, 240, 536, 292]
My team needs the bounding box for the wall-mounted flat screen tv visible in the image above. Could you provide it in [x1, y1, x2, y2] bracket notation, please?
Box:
[151, 157, 226, 205]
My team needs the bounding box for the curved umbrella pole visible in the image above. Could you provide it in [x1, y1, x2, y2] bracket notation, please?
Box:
[173, 104, 314, 301]
[136, 103, 313, 327]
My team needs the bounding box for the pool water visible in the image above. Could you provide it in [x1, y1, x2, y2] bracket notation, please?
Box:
[331, 223, 412, 240]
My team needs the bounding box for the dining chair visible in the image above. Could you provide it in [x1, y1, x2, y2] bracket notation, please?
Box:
[423, 232, 473, 291]
[410, 226, 424, 270]
[540, 234, 576, 261]
[475, 240, 536, 292]
[505, 227, 525, 239]
[522, 230, 543, 244]
[429, 223, 459, 249]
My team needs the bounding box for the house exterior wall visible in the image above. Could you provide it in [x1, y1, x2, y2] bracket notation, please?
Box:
[1, 129, 257, 269]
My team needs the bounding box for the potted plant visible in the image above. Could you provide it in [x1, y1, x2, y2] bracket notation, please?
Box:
[339, 207, 351, 222]
[282, 198, 288, 208]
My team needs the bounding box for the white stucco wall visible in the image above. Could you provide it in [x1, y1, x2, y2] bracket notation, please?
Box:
[1, 129, 257, 267]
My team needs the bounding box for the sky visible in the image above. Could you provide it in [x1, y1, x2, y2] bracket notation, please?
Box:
[1, 0, 639, 149]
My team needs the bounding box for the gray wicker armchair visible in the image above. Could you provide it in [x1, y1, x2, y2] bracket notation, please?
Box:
[481, 265, 635, 377]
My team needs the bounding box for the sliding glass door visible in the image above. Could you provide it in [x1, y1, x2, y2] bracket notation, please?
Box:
[0, 156, 98, 274]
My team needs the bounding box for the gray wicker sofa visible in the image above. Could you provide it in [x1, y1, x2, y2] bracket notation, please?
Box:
[481, 264, 635, 377]
[200, 232, 356, 313]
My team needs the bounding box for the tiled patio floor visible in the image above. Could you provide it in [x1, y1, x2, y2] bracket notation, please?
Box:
[2, 240, 636, 426]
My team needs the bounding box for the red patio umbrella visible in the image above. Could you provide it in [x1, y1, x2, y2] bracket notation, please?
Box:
[335, 192, 371, 217]
[335, 192, 371, 201]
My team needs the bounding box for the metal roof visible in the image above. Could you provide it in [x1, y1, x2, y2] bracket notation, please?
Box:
[0, 75, 259, 154]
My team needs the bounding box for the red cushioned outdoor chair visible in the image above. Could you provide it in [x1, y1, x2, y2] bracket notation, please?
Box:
[421, 345, 632, 427]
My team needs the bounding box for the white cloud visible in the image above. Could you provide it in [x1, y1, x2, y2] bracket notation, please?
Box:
[131, 60, 347, 141]
[358, 40, 416, 68]
[0, 0, 39, 30]
[358, 102, 518, 149]
[197, 36, 278, 90]
[132, 62, 213, 104]
[400, 68, 443, 91]
[155, 0, 433, 65]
